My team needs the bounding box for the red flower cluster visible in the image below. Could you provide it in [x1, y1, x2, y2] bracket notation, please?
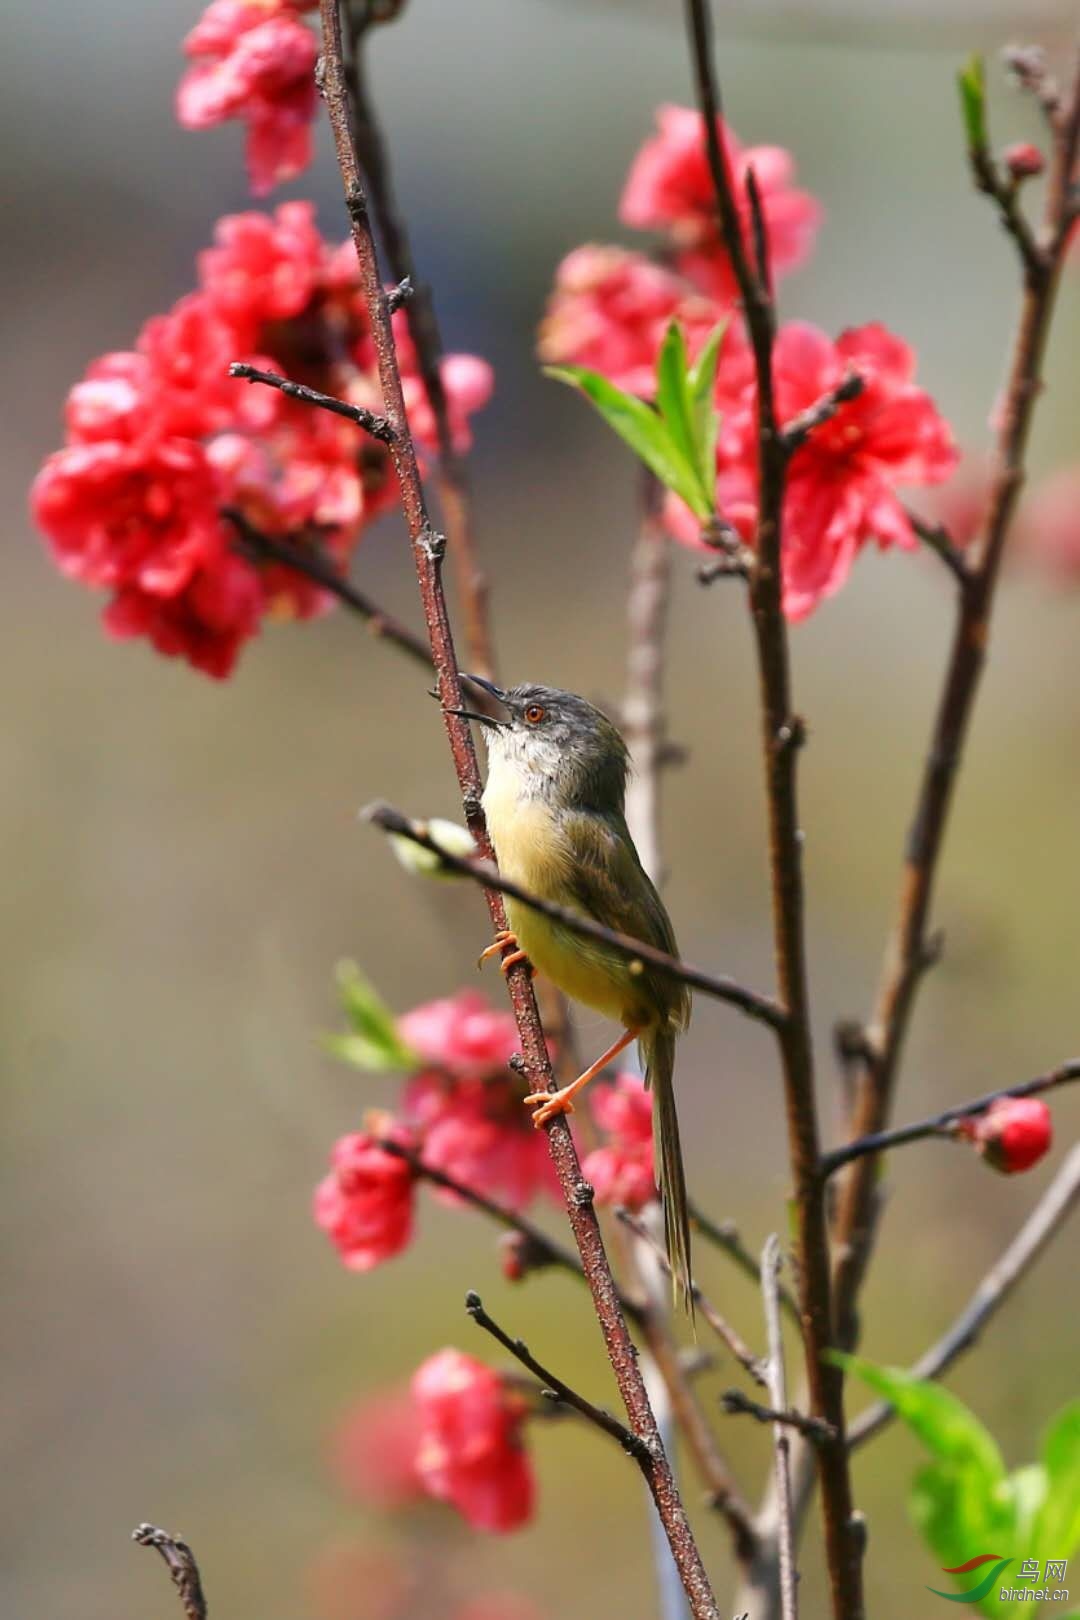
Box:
[619, 104, 821, 299]
[582, 1072, 657, 1211]
[668, 321, 958, 618]
[313, 1116, 418, 1271]
[177, 0, 320, 195]
[32, 204, 492, 677]
[315, 990, 557, 1272]
[959, 1097, 1053, 1175]
[412, 1348, 535, 1532]
[540, 108, 958, 618]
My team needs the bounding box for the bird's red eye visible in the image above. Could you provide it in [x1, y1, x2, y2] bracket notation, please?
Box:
[524, 703, 546, 725]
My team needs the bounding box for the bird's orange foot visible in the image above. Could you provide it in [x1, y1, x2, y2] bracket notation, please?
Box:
[478, 930, 534, 978]
[524, 1086, 577, 1128]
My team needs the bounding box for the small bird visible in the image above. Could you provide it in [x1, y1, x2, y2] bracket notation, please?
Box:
[446, 676, 693, 1304]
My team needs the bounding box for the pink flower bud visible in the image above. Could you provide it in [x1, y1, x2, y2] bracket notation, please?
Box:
[960, 1097, 1053, 1174]
[1003, 142, 1045, 181]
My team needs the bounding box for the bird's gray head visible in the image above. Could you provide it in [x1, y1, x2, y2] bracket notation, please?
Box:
[447, 676, 629, 810]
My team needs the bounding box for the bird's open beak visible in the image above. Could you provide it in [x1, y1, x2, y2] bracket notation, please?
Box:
[443, 672, 508, 728]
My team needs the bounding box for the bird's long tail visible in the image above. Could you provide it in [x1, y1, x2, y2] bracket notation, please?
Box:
[643, 1025, 693, 1315]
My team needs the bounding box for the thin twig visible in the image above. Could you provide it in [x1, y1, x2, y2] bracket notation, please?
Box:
[780, 374, 864, 454]
[619, 1207, 768, 1387]
[223, 508, 433, 671]
[363, 801, 786, 1029]
[829, 40, 1080, 1359]
[316, 8, 720, 1613]
[821, 1059, 1080, 1176]
[688, 1204, 801, 1325]
[720, 1388, 835, 1446]
[376, 1136, 646, 1327]
[340, 7, 497, 679]
[905, 508, 972, 587]
[848, 1143, 1080, 1448]
[623, 470, 674, 885]
[683, 7, 863, 1616]
[228, 362, 397, 442]
[761, 1237, 799, 1620]
[1003, 44, 1061, 123]
[132, 1525, 208, 1620]
[465, 1291, 649, 1463]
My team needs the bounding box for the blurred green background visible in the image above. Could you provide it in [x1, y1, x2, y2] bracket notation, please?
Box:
[3, 2, 1079, 1618]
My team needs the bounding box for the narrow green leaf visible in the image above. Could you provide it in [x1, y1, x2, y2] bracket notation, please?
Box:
[687, 319, 728, 490]
[545, 364, 711, 518]
[328, 961, 417, 1072]
[656, 322, 700, 481]
[1030, 1402, 1080, 1566]
[958, 53, 988, 150]
[835, 1355, 1006, 1479]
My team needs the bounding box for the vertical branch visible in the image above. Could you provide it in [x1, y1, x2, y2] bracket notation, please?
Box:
[340, 0, 497, 679]
[315, 8, 720, 1616]
[683, 5, 863, 1618]
[623, 469, 674, 884]
[828, 42, 1080, 1353]
[761, 1237, 799, 1620]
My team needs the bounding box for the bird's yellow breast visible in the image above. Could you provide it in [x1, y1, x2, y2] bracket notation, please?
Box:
[482, 760, 633, 1024]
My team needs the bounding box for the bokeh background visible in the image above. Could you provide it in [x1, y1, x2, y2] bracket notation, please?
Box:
[4, 2, 1079, 1618]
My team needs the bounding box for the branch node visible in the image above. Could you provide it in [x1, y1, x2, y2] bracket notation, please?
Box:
[386, 275, 414, 313]
[419, 523, 446, 562]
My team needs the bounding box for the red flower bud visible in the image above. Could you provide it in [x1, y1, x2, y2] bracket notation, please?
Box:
[960, 1096, 1052, 1174]
[1003, 142, 1045, 181]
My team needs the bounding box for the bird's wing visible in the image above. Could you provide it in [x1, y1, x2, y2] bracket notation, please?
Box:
[557, 809, 691, 1030]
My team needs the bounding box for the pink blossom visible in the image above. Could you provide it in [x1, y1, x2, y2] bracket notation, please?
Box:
[959, 1097, 1053, 1175]
[313, 1120, 418, 1271]
[668, 320, 958, 618]
[412, 1349, 534, 1533]
[582, 1072, 657, 1210]
[198, 201, 325, 333]
[402, 353, 495, 453]
[538, 243, 726, 398]
[620, 105, 821, 299]
[1023, 467, 1080, 580]
[177, 0, 319, 195]
[330, 1388, 425, 1510]
[403, 1072, 558, 1211]
[397, 990, 519, 1078]
[103, 549, 264, 679]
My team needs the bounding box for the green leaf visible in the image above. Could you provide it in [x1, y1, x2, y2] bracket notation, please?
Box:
[836, 1355, 1006, 1479]
[687, 319, 727, 491]
[656, 322, 701, 484]
[545, 364, 712, 519]
[1007, 1464, 1049, 1552]
[324, 961, 418, 1073]
[1030, 1401, 1080, 1566]
[838, 1356, 1015, 1616]
[958, 53, 988, 150]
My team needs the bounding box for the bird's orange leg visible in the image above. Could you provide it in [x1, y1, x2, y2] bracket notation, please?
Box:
[478, 930, 535, 979]
[525, 1026, 641, 1128]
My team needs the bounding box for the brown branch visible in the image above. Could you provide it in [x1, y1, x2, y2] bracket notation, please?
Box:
[619, 1207, 768, 1387]
[683, 6, 863, 1617]
[821, 1059, 1080, 1176]
[966, 144, 1045, 281]
[828, 40, 1080, 1365]
[376, 1135, 646, 1328]
[315, 8, 719, 1614]
[132, 1525, 208, 1620]
[465, 1291, 649, 1463]
[341, 6, 497, 679]
[761, 1237, 799, 1620]
[688, 1204, 801, 1326]
[363, 801, 787, 1028]
[223, 508, 433, 672]
[848, 1143, 1080, 1449]
[721, 1388, 835, 1447]
[780, 374, 864, 454]
[228, 362, 397, 442]
[905, 509, 972, 587]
